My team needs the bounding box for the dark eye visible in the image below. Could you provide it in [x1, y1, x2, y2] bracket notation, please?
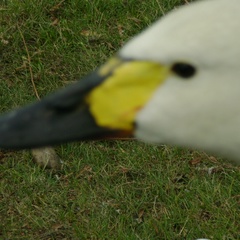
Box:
[171, 63, 196, 78]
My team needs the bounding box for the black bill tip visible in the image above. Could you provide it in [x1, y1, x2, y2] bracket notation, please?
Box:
[0, 70, 132, 149]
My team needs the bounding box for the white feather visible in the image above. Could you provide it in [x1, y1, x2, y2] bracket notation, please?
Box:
[121, 0, 240, 160]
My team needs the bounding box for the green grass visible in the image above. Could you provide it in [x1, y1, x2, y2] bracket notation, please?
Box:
[0, 0, 240, 239]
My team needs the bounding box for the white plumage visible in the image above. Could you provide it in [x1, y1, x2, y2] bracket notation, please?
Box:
[121, 0, 240, 161]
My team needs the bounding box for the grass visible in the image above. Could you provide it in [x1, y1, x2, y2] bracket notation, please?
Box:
[0, 0, 240, 239]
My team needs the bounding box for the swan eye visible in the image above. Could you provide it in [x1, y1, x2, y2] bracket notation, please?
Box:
[171, 63, 196, 78]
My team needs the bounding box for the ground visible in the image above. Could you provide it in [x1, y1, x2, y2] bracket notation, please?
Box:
[0, 0, 240, 239]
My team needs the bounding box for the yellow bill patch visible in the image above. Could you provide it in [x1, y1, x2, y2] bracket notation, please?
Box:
[86, 58, 169, 130]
